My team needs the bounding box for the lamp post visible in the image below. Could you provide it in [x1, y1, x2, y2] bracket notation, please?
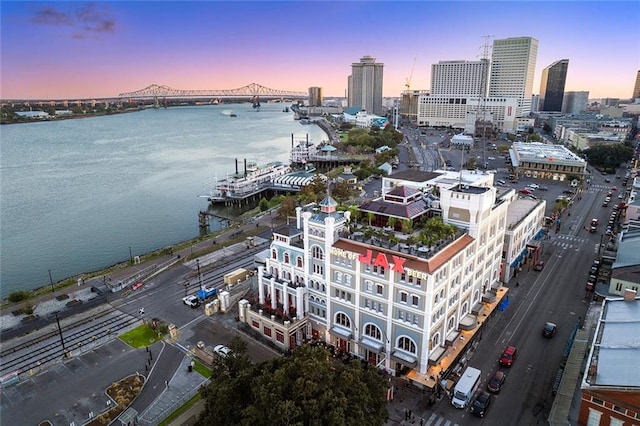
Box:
[48, 269, 55, 293]
[53, 311, 66, 356]
[196, 259, 202, 290]
[129, 246, 133, 265]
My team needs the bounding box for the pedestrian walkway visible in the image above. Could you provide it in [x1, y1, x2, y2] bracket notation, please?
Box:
[137, 355, 210, 425]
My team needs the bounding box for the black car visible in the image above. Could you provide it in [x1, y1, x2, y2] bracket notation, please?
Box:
[543, 322, 557, 338]
[470, 391, 492, 417]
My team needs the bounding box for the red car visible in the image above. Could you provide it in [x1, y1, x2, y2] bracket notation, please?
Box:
[519, 188, 531, 195]
[499, 345, 517, 367]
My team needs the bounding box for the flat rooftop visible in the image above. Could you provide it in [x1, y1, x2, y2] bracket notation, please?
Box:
[512, 142, 586, 167]
[584, 296, 640, 388]
[505, 198, 542, 228]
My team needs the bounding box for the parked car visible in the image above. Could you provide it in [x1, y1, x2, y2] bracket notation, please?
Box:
[538, 185, 549, 191]
[213, 344, 231, 358]
[470, 391, 492, 418]
[534, 261, 545, 271]
[528, 183, 540, 189]
[543, 322, 557, 338]
[499, 345, 517, 367]
[519, 188, 531, 195]
[487, 370, 506, 393]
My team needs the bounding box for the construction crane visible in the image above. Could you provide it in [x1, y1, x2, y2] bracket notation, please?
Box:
[405, 56, 417, 90]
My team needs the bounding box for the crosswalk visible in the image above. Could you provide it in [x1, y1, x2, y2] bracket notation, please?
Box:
[401, 413, 460, 426]
[549, 235, 596, 252]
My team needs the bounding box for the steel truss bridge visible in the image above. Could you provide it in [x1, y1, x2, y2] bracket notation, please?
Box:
[118, 83, 307, 101]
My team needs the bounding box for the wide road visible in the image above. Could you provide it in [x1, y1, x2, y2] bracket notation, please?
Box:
[432, 170, 622, 424]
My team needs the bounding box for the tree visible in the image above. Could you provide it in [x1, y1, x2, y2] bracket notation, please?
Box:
[259, 198, 269, 212]
[198, 344, 389, 426]
[277, 196, 297, 220]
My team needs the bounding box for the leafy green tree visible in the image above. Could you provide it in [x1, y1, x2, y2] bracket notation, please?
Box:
[277, 196, 297, 220]
[584, 144, 633, 169]
[259, 198, 270, 212]
[198, 344, 388, 426]
[331, 180, 353, 204]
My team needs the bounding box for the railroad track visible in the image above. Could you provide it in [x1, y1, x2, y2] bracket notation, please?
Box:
[0, 311, 138, 377]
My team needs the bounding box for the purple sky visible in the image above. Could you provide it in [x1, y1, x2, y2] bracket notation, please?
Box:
[1, 1, 638, 100]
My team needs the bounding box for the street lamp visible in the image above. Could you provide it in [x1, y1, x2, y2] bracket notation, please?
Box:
[129, 246, 133, 265]
[196, 259, 202, 290]
[53, 311, 66, 357]
[48, 269, 55, 293]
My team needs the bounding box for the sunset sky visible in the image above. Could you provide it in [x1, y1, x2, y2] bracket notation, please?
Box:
[1, 1, 638, 100]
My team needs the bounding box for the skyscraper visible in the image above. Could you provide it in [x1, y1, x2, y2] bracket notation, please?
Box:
[539, 59, 569, 112]
[633, 70, 640, 100]
[489, 37, 538, 117]
[431, 60, 489, 96]
[308, 87, 323, 107]
[348, 55, 384, 115]
[562, 91, 589, 114]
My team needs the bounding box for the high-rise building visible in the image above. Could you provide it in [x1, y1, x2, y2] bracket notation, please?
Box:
[431, 60, 489, 97]
[539, 59, 569, 112]
[562, 91, 589, 114]
[308, 87, 323, 107]
[489, 37, 538, 117]
[348, 55, 384, 116]
[632, 70, 640, 100]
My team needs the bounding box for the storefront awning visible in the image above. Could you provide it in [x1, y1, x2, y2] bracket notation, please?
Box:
[427, 345, 446, 366]
[391, 351, 417, 368]
[329, 326, 353, 340]
[359, 337, 384, 353]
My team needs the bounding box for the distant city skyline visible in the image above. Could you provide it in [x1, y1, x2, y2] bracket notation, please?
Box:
[1, 1, 638, 100]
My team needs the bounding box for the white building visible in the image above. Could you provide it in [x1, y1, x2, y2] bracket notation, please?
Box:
[417, 95, 519, 133]
[489, 37, 538, 118]
[431, 60, 489, 97]
[241, 168, 516, 390]
[502, 197, 546, 281]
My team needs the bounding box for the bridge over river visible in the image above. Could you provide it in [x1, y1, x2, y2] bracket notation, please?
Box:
[118, 82, 308, 102]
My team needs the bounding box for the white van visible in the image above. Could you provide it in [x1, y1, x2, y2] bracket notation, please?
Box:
[496, 179, 506, 186]
[451, 366, 482, 409]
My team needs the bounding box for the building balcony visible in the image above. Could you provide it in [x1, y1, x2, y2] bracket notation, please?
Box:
[260, 272, 306, 289]
[246, 300, 304, 327]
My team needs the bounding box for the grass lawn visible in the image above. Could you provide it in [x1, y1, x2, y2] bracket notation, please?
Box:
[119, 324, 166, 348]
[193, 359, 212, 378]
[158, 393, 202, 426]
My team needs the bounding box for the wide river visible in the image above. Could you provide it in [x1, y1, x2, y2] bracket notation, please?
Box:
[0, 103, 327, 297]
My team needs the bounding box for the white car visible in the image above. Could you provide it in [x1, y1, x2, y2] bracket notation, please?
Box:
[182, 295, 200, 308]
[213, 344, 231, 358]
[487, 156, 496, 160]
[528, 183, 540, 189]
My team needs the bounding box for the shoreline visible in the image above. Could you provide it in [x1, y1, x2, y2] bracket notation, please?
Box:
[0, 205, 271, 311]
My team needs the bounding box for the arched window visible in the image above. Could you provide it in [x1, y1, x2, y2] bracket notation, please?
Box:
[397, 336, 416, 354]
[284, 253, 290, 264]
[431, 333, 440, 348]
[271, 249, 277, 260]
[312, 246, 324, 260]
[344, 274, 352, 285]
[334, 271, 343, 283]
[296, 256, 303, 268]
[335, 312, 351, 328]
[321, 283, 326, 292]
[364, 323, 382, 340]
[447, 317, 455, 330]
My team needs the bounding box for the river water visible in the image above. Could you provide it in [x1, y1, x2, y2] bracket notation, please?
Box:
[0, 103, 327, 297]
